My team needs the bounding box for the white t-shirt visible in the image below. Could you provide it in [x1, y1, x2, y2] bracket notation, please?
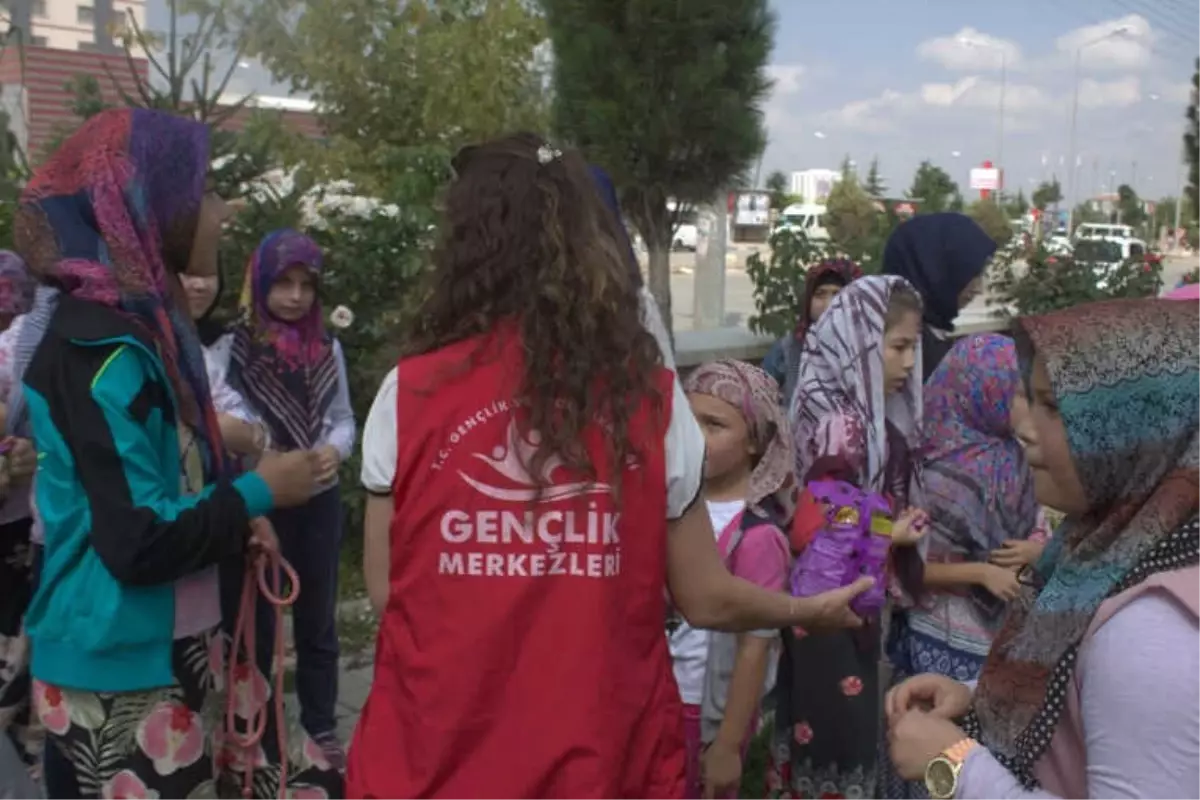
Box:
[668, 499, 745, 704]
[360, 364, 705, 520]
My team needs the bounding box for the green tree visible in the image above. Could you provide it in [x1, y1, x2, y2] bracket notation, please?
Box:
[1186, 59, 1199, 220]
[545, 0, 775, 325]
[966, 198, 1012, 246]
[1031, 178, 1063, 211]
[907, 160, 958, 213]
[1003, 189, 1029, 218]
[201, 0, 549, 194]
[863, 157, 886, 197]
[824, 174, 878, 262]
[1115, 184, 1147, 229]
[765, 170, 792, 208]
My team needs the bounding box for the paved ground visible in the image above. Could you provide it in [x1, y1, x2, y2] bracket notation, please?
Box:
[327, 251, 1198, 747]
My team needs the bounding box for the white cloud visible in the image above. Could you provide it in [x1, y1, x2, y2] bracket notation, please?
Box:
[1078, 76, 1142, 108]
[919, 77, 1051, 111]
[1055, 15, 1155, 71]
[766, 64, 806, 95]
[1159, 80, 1194, 105]
[916, 27, 1021, 71]
[818, 89, 915, 133]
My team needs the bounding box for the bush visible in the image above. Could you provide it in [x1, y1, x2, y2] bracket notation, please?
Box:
[989, 244, 1163, 318]
[746, 229, 826, 338]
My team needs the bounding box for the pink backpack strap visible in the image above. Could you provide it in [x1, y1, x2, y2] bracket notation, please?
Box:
[715, 511, 746, 562]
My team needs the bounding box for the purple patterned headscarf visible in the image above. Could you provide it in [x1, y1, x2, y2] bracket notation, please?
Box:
[14, 108, 223, 476]
[228, 229, 337, 449]
[0, 251, 34, 317]
[921, 334, 1038, 557]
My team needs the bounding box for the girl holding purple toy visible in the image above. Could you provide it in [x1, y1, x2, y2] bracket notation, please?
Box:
[768, 275, 929, 799]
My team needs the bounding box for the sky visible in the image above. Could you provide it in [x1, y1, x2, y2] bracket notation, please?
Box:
[760, 0, 1198, 204]
[146, 0, 1199, 205]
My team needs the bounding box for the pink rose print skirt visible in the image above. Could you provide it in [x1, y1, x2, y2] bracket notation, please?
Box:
[36, 629, 344, 799]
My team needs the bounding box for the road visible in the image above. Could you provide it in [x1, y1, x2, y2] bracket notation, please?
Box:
[660, 251, 1197, 334]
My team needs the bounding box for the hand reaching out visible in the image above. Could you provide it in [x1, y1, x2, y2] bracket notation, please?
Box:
[892, 508, 929, 547]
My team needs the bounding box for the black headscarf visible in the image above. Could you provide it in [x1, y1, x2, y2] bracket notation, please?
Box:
[882, 212, 996, 331]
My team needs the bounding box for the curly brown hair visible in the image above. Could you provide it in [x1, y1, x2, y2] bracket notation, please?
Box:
[406, 132, 664, 498]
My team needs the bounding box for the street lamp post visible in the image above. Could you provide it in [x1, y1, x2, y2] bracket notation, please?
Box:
[959, 37, 1007, 198]
[1066, 25, 1132, 234]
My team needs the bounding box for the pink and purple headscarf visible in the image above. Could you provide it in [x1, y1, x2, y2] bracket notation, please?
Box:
[921, 334, 1038, 558]
[229, 229, 337, 449]
[14, 108, 224, 476]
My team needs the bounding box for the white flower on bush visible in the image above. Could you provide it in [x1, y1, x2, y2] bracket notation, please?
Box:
[329, 305, 355, 330]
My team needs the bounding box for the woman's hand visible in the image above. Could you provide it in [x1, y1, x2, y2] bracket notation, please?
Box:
[7, 438, 35, 481]
[314, 445, 341, 483]
[887, 711, 969, 781]
[978, 562, 1021, 601]
[248, 517, 280, 554]
[701, 742, 742, 799]
[891, 508, 929, 547]
[989, 539, 1043, 569]
[794, 576, 875, 630]
[886, 673, 972, 726]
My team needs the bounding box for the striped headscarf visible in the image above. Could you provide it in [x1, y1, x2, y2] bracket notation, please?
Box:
[791, 275, 923, 496]
[922, 334, 1038, 558]
[228, 229, 337, 450]
[13, 108, 224, 476]
[966, 298, 1200, 787]
[684, 359, 796, 523]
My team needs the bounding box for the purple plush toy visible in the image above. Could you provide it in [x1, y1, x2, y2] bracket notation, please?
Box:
[788, 479, 893, 618]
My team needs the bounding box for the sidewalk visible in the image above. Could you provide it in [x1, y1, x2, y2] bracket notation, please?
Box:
[334, 663, 373, 742]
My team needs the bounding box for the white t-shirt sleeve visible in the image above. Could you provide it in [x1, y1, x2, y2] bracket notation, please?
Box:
[665, 373, 704, 520]
[638, 286, 675, 370]
[360, 367, 398, 494]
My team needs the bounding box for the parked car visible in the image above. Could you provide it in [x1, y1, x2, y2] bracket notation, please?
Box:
[1070, 236, 1158, 289]
[672, 223, 699, 251]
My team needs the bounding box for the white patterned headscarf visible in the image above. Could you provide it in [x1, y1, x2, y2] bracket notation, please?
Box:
[791, 275, 924, 496]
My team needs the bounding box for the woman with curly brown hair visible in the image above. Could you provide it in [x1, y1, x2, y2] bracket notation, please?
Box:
[347, 133, 874, 799]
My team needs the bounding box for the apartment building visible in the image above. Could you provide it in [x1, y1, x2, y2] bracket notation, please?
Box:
[2, 0, 146, 53]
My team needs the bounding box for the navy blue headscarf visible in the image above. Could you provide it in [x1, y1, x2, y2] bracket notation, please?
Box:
[589, 165, 643, 288]
[882, 212, 996, 331]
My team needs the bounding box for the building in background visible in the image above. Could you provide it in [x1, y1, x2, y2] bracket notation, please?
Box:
[1, 0, 147, 53]
[789, 168, 840, 204]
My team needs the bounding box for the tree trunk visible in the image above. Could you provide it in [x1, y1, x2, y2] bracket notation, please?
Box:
[646, 231, 673, 349]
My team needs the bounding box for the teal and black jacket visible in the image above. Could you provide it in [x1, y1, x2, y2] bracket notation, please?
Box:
[22, 295, 274, 692]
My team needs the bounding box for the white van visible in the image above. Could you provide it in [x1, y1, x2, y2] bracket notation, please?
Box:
[1074, 223, 1134, 242]
[774, 203, 830, 242]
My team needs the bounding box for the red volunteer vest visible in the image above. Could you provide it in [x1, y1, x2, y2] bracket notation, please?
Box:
[347, 329, 685, 799]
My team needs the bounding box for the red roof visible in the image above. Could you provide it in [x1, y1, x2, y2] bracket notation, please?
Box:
[0, 46, 323, 156]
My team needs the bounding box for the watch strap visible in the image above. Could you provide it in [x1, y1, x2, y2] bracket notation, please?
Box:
[943, 737, 978, 765]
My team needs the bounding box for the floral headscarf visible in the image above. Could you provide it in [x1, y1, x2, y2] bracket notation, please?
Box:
[684, 359, 796, 523]
[922, 334, 1038, 558]
[965, 298, 1200, 787]
[791, 275, 923, 499]
[228, 229, 337, 450]
[0, 251, 34, 317]
[14, 108, 223, 476]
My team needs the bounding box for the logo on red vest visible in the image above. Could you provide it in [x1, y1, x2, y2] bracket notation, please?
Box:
[436, 407, 624, 580]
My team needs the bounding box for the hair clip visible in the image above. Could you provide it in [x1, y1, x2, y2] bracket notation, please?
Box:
[536, 144, 562, 165]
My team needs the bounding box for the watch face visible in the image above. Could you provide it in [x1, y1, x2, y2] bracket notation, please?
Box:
[925, 758, 956, 798]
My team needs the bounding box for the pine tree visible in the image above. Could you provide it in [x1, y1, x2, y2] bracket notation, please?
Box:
[863, 157, 886, 197]
[1185, 59, 1198, 221]
[545, 0, 775, 326]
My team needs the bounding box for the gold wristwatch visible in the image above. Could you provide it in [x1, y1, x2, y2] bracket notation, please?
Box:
[924, 737, 978, 799]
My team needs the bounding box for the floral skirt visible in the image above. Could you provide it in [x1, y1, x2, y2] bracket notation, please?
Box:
[767, 626, 880, 799]
[37, 628, 344, 799]
[878, 614, 988, 800]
